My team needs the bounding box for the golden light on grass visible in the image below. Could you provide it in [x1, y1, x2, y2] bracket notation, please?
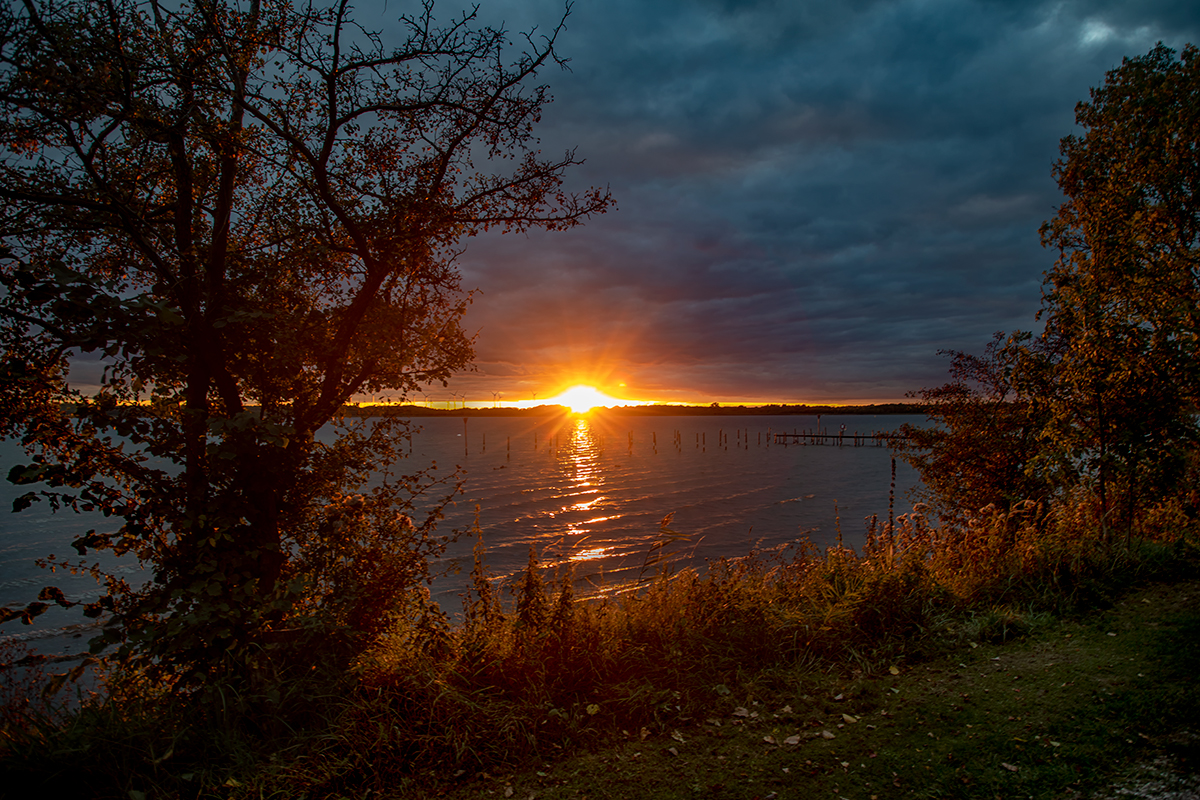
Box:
[546, 384, 623, 414]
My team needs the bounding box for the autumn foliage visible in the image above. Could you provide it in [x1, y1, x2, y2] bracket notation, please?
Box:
[1, 25, 1199, 800]
[0, 0, 610, 683]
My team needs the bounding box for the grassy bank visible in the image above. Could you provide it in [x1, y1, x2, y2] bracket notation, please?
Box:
[1, 503, 1197, 799]
[431, 578, 1200, 800]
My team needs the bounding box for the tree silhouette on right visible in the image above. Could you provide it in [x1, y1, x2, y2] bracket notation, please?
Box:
[901, 44, 1200, 538]
[1039, 43, 1200, 537]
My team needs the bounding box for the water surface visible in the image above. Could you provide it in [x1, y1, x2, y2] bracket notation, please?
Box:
[0, 413, 921, 656]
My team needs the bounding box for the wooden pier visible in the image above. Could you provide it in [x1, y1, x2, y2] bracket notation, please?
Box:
[773, 430, 898, 447]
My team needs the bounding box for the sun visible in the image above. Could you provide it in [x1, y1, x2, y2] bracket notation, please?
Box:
[547, 384, 620, 414]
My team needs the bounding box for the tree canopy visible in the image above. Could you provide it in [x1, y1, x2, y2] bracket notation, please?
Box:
[1039, 42, 1200, 532]
[895, 332, 1054, 526]
[0, 0, 610, 683]
[901, 43, 1200, 536]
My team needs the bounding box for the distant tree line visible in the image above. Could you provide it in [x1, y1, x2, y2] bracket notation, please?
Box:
[346, 402, 924, 418]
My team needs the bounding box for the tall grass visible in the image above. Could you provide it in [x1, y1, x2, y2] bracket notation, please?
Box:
[2, 495, 1197, 797]
[326, 494, 1198, 774]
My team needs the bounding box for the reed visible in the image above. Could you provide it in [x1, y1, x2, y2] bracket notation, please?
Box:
[324, 493, 1197, 776]
[2, 490, 1196, 797]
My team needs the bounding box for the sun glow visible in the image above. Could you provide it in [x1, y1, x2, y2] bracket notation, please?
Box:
[546, 384, 621, 414]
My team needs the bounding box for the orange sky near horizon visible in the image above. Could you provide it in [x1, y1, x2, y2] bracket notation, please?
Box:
[355, 382, 874, 411]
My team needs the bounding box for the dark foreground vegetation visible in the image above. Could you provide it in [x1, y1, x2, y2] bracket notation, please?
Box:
[430, 577, 1200, 800]
[2, 506, 1198, 798]
[1, 1, 1199, 797]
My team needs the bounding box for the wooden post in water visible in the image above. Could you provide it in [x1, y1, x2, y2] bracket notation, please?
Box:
[888, 456, 896, 534]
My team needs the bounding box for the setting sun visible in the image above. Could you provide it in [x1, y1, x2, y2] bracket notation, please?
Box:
[546, 384, 621, 413]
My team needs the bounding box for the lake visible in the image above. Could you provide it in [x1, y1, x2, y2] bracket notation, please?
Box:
[0, 413, 922, 658]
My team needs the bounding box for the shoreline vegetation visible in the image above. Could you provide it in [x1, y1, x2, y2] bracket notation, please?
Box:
[2, 498, 1197, 798]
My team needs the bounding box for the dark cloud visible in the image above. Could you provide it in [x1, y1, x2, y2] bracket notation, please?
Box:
[404, 0, 1200, 404]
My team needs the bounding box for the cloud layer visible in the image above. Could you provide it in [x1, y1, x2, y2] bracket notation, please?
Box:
[404, 0, 1200, 405]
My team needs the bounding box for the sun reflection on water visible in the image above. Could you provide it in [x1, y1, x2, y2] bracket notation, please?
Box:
[570, 546, 610, 562]
[558, 417, 614, 563]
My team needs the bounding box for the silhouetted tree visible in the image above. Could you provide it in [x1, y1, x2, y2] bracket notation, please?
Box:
[1039, 42, 1200, 536]
[0, 0, 610, 683]
[896, 332, 1055, 528]
[904, 43, 1200, 539]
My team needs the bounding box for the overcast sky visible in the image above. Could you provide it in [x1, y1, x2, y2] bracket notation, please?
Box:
[381, 0, 1200, 406]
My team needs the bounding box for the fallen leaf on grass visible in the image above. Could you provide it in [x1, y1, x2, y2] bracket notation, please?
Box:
[671, 730, 685, 743]
[889, 665, 900, 675]
[733, 707, 751, 718]
[821, 730, 836, 739]
[764, 735, 777, 745]
[1001, 763, 1019, 772]
[843, 714, 858, 724]
[504, 786, 514, 798]
[784, 734, 802, 745]
[667, 747, 679, 757]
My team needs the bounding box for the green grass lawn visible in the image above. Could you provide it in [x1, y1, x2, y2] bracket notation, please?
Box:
[5, 566, 1198, 800]
[424, 579, 1200, 800]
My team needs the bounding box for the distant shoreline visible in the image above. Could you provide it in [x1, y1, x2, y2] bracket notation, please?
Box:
[345, 402, 923, 418]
